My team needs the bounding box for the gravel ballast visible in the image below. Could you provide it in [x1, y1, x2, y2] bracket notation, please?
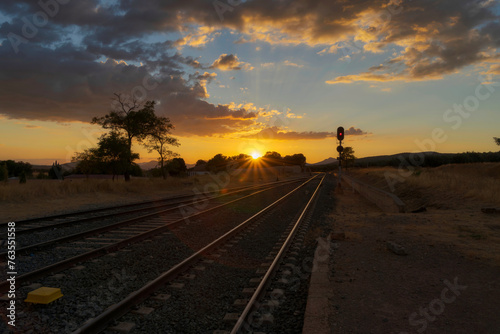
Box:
[1, 178, 315, 333]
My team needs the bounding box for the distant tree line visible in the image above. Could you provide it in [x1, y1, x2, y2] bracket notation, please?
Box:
[0, 160, 33, 180]
[0, 160, 76, 183]
[196, 151, 307, 174]
[148, 158, 187, 178]
[355, 151, 500, 169]
[261, 151, 307, 168]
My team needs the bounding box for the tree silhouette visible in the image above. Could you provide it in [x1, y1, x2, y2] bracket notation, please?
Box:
[262, 151, 283, 166]
[73, 132, 139, 180]
[206, 154, 230, 173]
[73, 148, 100, 178]
[494, 137, 500, 146]
[340, 147, 356, 170]
[0, 163, 8, 183]
[166, 158, 187, 176]
[283, 153, 307, 171]
[92, 93, 157, 181]
[19, 171, 27, 184]
[96, 132, 138, 180]
[143, 116, 179, 179]
[49, 161, 63, 180]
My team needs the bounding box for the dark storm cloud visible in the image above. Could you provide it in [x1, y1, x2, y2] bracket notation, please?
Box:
[0, 39, 258, 136]
[0, 0, 259, 136]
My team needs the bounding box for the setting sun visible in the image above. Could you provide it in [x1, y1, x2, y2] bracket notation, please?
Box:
[251, 152, 262, 160]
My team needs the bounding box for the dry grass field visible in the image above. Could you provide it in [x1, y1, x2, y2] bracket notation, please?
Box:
[0, 167, 296, 221]
[348, 162, 500, 209]
[329, 181, 500, 333]
[342, 162, 500, 266]
[328, 163, 500, 332]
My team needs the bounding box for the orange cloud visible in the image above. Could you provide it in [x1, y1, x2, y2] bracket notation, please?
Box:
[210, 54, 253, 71]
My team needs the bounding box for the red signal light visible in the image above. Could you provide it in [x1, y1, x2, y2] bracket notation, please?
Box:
[337, 126, 344, 141]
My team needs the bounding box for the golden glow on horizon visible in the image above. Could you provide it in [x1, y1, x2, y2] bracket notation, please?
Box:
[251, 152, 262, 160]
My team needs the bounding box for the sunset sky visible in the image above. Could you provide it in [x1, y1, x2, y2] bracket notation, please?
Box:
[0, 0, 499, 165]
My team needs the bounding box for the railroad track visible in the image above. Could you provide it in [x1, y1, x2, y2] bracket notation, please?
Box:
[0, 177, 308, 289]
[0, 174, 328, 333]
[71, 174, 326, 333]
[0, 178, 305, 237]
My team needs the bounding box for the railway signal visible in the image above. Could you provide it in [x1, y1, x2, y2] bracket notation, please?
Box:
[337, 126, 344, 142]
[336, 126, 345, 190]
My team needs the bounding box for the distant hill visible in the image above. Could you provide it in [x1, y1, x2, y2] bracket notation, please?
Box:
[308, 151, 500, 170]
[138, 160, 159, 170]
[354, 151, 448, 166]
[306, 157, 338, 166]
[32, 162, 77, 171]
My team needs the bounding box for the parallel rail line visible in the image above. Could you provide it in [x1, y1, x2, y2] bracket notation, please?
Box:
[0, 178, 308, 293]
[0, 178, 306, 237]
[70, 174, 324, 333]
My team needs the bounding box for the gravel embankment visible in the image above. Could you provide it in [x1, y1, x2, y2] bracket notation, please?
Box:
[117, 178, 324, 333]
[4, 183, 299, 280]
[0, 180, 309, 333]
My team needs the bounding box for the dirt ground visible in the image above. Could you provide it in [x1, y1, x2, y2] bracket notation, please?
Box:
[328, 178, 500, 333]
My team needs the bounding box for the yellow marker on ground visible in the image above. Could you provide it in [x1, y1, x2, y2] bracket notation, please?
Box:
[24, 287, 63, 304]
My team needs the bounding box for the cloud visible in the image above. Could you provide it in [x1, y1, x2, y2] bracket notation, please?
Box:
[261, 61, 303, 69]
[0, 0, 497, 139]
[2, 1, 497, 86]
[15, 121, 42, 129]
[210, 54, 253, 71]
[161, 94, 259, 137]
[174, 26, 220, 49]
[241, 126, 368, 140]
[200, 0, 499, 82]
[242, 127, 335, 140]
[283, 60, 304, 68]
[261, 62, 275, 68]
[0, 41, 257, 137]
[345, 127, 369, 136]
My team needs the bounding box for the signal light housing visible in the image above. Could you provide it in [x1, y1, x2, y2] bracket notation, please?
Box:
[337, 126, 344, 141]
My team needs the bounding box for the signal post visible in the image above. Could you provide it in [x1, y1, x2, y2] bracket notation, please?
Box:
[337, 127, 344, 189]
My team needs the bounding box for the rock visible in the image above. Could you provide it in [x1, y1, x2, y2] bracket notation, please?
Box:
[386, 241, 408, 256]
[331, 232, 346, 240]
[481, 208, 500, 214]
[411, 207, 427, 213]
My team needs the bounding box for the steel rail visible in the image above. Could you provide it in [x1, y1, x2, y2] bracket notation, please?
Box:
[230, 173, 325, 334]
[71, 175, 319, 334]
[0, 178, 306, 228]
[0, 177, 314, 293]
[0, 178, 303, 260]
